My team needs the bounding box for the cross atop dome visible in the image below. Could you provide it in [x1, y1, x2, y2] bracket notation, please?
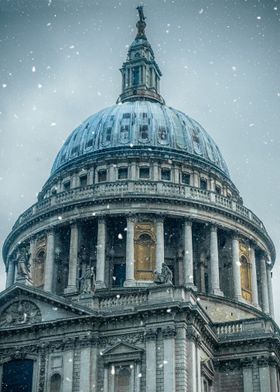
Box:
[117, 6, 165, 104]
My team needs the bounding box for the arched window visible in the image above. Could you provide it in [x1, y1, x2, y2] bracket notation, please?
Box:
[134, 223, 156, 280]
[50, 373, 62, 392]
[240, 255, 252, 302]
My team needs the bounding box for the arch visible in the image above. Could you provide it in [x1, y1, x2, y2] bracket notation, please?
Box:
[50, 373, 62, 392]
[240, 255, 252, 302]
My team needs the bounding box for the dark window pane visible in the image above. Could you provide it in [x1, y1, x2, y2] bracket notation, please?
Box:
[161, 168, 171, 181]
[80, 175, 87, 187]
[64, 181, 70, 191]
[182, 172, 190, 185]
[118, 168, 128, 180]
[139, 167, 150, 179]
[200, 179, 207, 190]
[2, 359, 33, 392]
[98, 170, 107, 182]
[139, 125, 148, 140]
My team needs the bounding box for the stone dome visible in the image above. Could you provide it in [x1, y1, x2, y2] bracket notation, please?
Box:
[51, 101, 230, 177]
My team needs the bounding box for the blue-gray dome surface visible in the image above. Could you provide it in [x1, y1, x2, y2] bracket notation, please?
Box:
[51, 101, 230, 177]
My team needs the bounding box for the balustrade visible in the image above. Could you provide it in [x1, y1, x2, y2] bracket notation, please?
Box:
[11, 180, 269, 240]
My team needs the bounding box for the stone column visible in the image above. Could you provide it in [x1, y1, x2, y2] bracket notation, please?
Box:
[103, 366, 109, 392]
[267, 264, 274, 318]
[124, 216, 135, 286]
[90, 338, 99, 392]
[6, 257, 15, 288]
[259, 359, 271, 392]
[63, 351, 74, 392]
[183, 220, 195, 289]
[242, 361, 254, 392]
[44, 229, 55, 292]
[193, 171, 199, 187]
[250, 244, 259, 307]
[145, 329, 157, 392]
[96, 218, 106, 288]
[29, 237, 36, 277]
[232, 234, 242, 301]
[260, 256, 269, 314]
[153, 162, 159, 181]
[209, 225, 223, 296]
[135, 362, 141, 392]
[65, 223, 79, 294]
[196, 347, 202, 392]
[80, 347, 91, 392]
[156, 218, 164, 273]
[163, 327, 176, 392]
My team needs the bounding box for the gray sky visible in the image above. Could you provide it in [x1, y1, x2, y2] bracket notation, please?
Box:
[1, 0, 280, 320]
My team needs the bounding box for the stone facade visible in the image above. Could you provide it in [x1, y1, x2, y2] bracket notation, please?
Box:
[1, 6, 279, 392]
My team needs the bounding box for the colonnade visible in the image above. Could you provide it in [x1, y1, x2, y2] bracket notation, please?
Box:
[5, 216, 274, 317]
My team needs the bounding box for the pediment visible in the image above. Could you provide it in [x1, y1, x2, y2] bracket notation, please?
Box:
[0, 283, 91, 329]
[102, 342, 143, 364]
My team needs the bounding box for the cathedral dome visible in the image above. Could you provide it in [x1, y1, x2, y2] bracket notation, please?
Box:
[51, 101, 230, 177]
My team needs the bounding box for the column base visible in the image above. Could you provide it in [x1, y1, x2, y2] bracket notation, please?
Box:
[124, 279, 135, 287]
[95, 281, 106, 289]
[64, 286, 78, 295]
[211, 288, 224, 296]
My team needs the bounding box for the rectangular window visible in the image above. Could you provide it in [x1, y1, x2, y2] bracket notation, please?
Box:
[161, 168, 171, 181]
[215, 186, 221, 194]
[182, 172, 190, 185]
[80, 175, 87, 187]
[139, 167, 150, 179]
[118, 167, 128, 180]
[63, 181, 70, 191]
[200, 178, 207, 190]
[98, 170, 107, 182]
[122, 113, 131, 119]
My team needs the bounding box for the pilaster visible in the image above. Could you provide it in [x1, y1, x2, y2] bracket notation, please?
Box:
[96, 217, 106, 289]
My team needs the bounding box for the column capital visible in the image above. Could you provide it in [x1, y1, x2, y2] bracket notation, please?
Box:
[145, 328, 158, 341]
[162, 326, 176, 339]
[210, 223, 218, 232]
[232, 230, 240, 240]
[126, 214, 137, 223]
[184, 218, 193, 226]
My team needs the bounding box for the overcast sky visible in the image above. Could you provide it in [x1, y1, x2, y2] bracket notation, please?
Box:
[0, 0, 280, 320]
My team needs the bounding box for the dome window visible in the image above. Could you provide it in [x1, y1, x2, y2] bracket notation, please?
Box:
[86, 138, 93, 148]
[118, 168, 128, 180]
[182, 172, 190, 185]
[105, 127, 112, 142]
[139, 167, 150, 179]
[120, 125, 129, 142]
[161, 168, 171, 181]
[122, 113, 131, 119]
[71, 146, 79, 155]
[98, 170, 107, 183]
[139, 125, 149, 140]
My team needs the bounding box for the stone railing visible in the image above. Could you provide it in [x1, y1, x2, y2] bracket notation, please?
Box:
[12, 180, 266, 235]
[98, 292, 149, 310]
[214, 318, 276, 339]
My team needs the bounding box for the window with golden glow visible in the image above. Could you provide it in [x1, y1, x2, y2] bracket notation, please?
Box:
[240, 255, 252, 302]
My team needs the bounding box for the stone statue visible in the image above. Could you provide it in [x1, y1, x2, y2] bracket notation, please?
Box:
[154, 262, 173, 285]
[136, 6, 146, 37]
[79, 265, 95, 294]
[16, 246, 32, 281]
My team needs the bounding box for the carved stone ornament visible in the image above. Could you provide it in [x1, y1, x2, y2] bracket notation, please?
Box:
[0, 300, 42, 327]
[154, 262, 173, 285]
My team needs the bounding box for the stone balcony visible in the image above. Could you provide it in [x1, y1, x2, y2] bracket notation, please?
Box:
[13, 180, 266, 234]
